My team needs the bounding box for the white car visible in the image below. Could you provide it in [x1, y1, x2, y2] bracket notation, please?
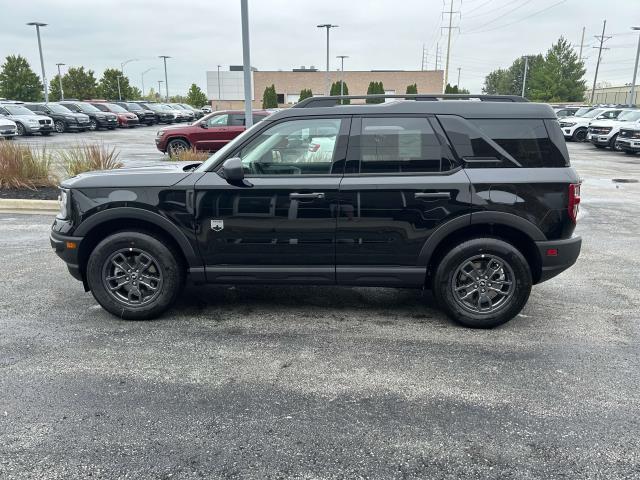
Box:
[587, 109, 640, 150]
[0, 115, 18, 139]
[558, 107, 624, 142]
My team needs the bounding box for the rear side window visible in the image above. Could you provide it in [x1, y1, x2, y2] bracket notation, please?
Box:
[229, 114, 268, 126]
[470, 119, 567, 168]
[355, 117, 454, 174]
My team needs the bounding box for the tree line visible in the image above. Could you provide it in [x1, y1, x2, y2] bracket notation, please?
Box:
[0, 55, 209, 106]
[483, 37, 586, 102]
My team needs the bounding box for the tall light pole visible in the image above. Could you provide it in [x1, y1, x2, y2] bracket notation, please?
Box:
[26, 22, 48, 102]
[56, 63, 65, 100]
[118, 58, 138, 101]
[336, 55, 348, 96]
[141, 68, 154, 98]
[157, 80, 164, 100]
[521, 56, 529, 98]
[159, 55, 171, 101]
[457, 67, 461, 88]
[240, 0, 253, 128]
[317, 24, 338, 95]
[628, 26, 640, 107]
[217, 64, 222, 109]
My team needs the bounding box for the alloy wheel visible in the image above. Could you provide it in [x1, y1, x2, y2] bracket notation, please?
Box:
[101, 248, 163, 307]
[55, 120, 65, 133]
[16, 123, 25, 135]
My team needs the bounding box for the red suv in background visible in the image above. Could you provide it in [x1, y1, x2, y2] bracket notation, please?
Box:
[155, 110, 270, 156]
[89, 101, 140, 128]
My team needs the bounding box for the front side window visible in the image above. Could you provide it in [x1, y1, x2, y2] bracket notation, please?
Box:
[206, 114, 229, 126]
[356, 117, 450, 173]
[237, 118, 343, 175]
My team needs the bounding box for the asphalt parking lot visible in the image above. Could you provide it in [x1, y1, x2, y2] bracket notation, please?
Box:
[1, 137, 639, 478]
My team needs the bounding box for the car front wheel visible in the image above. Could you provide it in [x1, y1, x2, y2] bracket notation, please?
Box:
[86, 231, 185, 320]
[89, 119, 97, 130]
[54, 120, 65, 133]
[432, 238, 532, 328]
[572, 128, 587, 142]
[167, 138, 191, 157]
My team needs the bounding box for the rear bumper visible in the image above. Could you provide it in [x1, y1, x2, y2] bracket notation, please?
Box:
[50, 230, 84, 282]
[535, 236, 581, 283]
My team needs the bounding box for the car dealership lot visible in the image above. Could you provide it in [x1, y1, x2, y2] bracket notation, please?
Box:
[1, 143, 639, 478]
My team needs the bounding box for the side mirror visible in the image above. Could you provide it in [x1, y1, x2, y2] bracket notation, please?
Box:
[199, 122, 208, 129]
[221, 157, 245, 183]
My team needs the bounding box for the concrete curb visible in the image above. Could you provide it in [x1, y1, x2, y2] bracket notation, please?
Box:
[0, 198, 58, 214]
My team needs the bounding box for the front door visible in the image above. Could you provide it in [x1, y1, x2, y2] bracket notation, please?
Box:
[191, 113, 231, 151]
[194, 116, 350, 284]
[336, 115, 471, 286]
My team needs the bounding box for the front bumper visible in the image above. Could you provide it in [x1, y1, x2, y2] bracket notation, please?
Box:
[50, 230, 84, 282]
[67, 122, 90, 131]
[615, 138, 640, 152]
[0, 128, 17, 138]
[96, 117, 118, 127]
[588, 133, 613, 146]
[120, 117, 140, 127]
[535, 236, 582, 283]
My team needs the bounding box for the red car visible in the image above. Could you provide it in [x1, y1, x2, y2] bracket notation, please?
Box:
[155, 110, 270, 156]
[89, 101, 140, 128]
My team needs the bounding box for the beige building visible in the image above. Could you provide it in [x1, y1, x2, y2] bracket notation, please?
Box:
[206, 66, 444, 110]
[586, 84, 639, 105]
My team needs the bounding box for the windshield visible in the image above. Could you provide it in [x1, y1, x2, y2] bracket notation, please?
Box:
[4, 105, 34, 115]
[171, 104, 187, 110]
[574, 107, 592, 117]
[196, 123, 265, 172]
[106, 103, 127, 113]
[47, 104, 73, 114]
[582, 109, 604, 119]
[125, 103, 143, 111]
[143, 103, 161, 111]
[161, 104, 177, 111]
[617, 110, 640, 122]
[76, 102, 101, 113]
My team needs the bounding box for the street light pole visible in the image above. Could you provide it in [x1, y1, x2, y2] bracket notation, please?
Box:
[27, 22, 48, 102]
[317, 24, 338, 95]
[119, 58, 138, 101]
[521, 56, 529, 98]
[141, 68, 153, 98]
[629, 26, 640, 107]
[159, 55, 171, 101]
[157, 80, 163, 100]
[240, 0, 253, 128]
[56, 63, 65, 100]
[217, 64, 222, 110]
[336, 55, 348, 96]
[457, 67, 461, 88]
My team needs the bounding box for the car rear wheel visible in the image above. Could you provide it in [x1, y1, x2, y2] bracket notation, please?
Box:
[432, 238, 532, 328]
[86, 231, 185, 320]
[54, 120, 65, 133]
[167, 138, 191, 157]
[89, 119, 97, 131]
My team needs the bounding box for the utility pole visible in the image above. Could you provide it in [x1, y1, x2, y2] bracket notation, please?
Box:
[157, 80, 163, 100]
[159, 55, 171, 101]
[421, 44, 427, 71]
[579, 26, 586, 61]
[56, 63, 65, 100]
[317, 24, 338, 95]
[442, 0, 459, 93]
[521, 56, 529, 98]
[141, 68, 153, 98]
[629, 27, 640, 107]
[241, 0, 253, 127]
[435, 42, 440, 71]
[590, 20, 611, 104]
[216, 64, 222, 109]
[27, 22, 48, 102]
[457, 67, 461, 88]
[337, 55, 348, 96]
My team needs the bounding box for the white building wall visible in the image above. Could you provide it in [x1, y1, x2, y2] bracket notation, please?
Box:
[206, 70, 254, 101]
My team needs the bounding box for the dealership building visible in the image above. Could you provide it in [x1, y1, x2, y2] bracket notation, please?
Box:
[206, 66, 444, 109]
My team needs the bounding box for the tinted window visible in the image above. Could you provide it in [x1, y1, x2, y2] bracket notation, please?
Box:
[470, 119, 567, 168]
[356, 117, 450, 173]
[229, 114, 268, 126]
[206, 114, 229, 126]
[238, 118, 342, 175]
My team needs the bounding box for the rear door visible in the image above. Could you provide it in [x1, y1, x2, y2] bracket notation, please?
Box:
[336, 115, 471, 287]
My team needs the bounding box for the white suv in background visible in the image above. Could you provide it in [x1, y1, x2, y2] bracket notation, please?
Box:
[559, 108, 623, 142]
[0, 115, 18, 139]
[587, 109, 640, 150]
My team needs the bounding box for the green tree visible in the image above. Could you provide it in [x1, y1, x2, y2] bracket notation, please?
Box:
[330, 80, 349, 104]
[49, 74, 63, 101]
[262, 84, 278, 108]
[144, 87, 158, 102]
[0, 55, 43, 101]
[169, 94, 188, 103]
[366, 81, 385, 103]
[299, 88, 313, 102]
[62, 67, 97, 100]
[406, 83, 418, 94]
[98, 68, 136, 100]
[528, 37, 586, 102]
[186, 83, 208, 107]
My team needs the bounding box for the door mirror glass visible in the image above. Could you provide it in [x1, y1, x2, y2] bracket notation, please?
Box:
[221, 157, 244, 182]
[200, 122, 208, 129]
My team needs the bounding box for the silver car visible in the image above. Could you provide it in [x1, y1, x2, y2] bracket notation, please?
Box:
[0, 102, 54, 136]
[0, 115, 18, 139]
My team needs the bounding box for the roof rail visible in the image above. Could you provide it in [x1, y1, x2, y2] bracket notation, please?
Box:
[293, 94, 528, 108]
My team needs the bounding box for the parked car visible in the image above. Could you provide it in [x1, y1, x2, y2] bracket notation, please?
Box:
[178, 103, 204, 120]
[0, 115, 18, 139]
[59, 101, 118, 130]
[133, 102, 176, 124]
[155, 110, 270, 156]
[114, 101, 156, 126]
[554, 106, 583, 118]
[24, 102, 91, 133]
[167, 103, 195, 122]
[559, 107, 624, 142]
[616, 125, 640, 154]
[89, 101, 140, 128]
[587, 109, 640, 150]
[201, 105, 212, 113]
[0, 102, 53, 136]
[51, 94, 581, 328]
[162, 104, 190, 122]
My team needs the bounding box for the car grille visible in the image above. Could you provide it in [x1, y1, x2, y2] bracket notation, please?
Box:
[588, 126, 612, 135]
[1, 128, 16, 135]
[39, 119, 51, 125]
[620, 129, 640, 139]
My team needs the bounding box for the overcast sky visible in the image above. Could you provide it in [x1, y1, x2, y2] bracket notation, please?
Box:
[2, 0, 639, 97]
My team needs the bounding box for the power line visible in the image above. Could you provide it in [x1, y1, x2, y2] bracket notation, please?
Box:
[464, 0, 533, 33]
[464, 0, 523, 20]
[463, 0, 494, 16]
[590, 19, 612, 103]
[461, 0, 566, 35]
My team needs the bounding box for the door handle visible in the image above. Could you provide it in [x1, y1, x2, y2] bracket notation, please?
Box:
[290, 192, 325, 200]
[414, 192, 451, 199]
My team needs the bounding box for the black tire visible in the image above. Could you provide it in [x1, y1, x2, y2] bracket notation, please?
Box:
[594, 144, 605, 149]
[572, 128, 587, 142]
[89, 119, 97, 131]
[609, 134, 621, 151]
[108, 126, 116, 130]
[54, 120, 65, 133]
[432, 238, 532, 328]
[86, 231, 185, 320]
[40, 131, 51, 136]
[167, 138, 190, 157]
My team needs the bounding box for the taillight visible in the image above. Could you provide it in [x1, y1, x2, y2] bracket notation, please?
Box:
[308, 143, 320, 152]
[568, 183, 581, 223]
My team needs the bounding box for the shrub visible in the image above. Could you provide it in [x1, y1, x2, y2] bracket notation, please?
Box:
[0, 141, 57, 189]
[167, 147, 210, 162]
[59, 143, 122, 178]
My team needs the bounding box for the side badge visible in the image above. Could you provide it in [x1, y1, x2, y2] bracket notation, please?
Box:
[210, 219, 224, 232]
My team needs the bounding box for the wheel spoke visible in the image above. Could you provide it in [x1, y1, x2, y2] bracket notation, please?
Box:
[458, 288, 478, 300]
[103, 248, 163, 307]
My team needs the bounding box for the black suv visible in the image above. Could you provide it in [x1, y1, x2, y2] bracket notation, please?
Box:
[25, 102, 91, 133]
[114, 101, 157, 126]
[132, 101, 175, 124]
[50, 94, 582, 328]
[59, 101, 118, 130]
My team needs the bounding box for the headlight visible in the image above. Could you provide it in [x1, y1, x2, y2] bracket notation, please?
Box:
[58, 189, 70, 219]
[28, 119, 39, 125]
[156, 130, 165, 137]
